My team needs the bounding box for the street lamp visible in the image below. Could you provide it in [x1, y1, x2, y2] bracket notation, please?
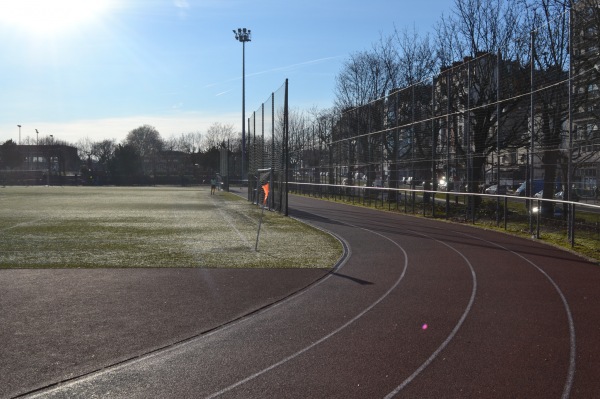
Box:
[233, 27, 251, 183]
[17, 125, 21, 144]
[35, 129, 39, 146]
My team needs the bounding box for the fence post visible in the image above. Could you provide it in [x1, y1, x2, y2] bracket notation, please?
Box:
[570, 204, 575, 247]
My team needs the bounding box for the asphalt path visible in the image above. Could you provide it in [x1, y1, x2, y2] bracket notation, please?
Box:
[4, 195, 600, 398]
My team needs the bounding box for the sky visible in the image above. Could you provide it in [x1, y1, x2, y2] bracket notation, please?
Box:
[0, 0, 455, 146]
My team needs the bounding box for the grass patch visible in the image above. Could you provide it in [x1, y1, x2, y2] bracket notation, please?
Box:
[0, 186, 341, 269]
[294, 189, 600, 264]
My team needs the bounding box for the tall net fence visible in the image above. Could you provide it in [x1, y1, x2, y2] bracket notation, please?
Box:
[248, 80, 288, 214]
[289, 5, 599, 204]
[287, 4, 600, 254]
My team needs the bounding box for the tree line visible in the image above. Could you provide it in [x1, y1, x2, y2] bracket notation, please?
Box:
[78, 122, 242, 184]
[1, 122, 242, 185]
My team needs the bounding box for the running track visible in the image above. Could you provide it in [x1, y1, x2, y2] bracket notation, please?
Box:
[8, 195, 600, 398]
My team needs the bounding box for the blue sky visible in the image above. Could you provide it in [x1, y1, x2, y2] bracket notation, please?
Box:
[0, 0, 454, 145]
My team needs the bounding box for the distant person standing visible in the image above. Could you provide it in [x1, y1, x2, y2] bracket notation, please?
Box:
[210, 177, 216, 195]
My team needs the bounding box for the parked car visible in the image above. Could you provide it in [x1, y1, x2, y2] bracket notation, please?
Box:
[555, 191, 579, 201]
[533, 190, 578, 201]
[438, 179, 448, 191]
[516, 180, 544, 196]
[484, 184, 507, 195]
[485, 184, 498, 194]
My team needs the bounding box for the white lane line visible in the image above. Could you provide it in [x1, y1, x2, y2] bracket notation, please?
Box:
[384, 229, 478, 398]
[458, 232, 576, 399]
[0, 217, 46, 232]
[206, 224, 409, 399]
[210, 197, 253, 250]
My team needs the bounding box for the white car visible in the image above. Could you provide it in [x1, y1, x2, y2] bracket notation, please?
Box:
[485, 184, 507, 195]
[485, 184, 498, 194]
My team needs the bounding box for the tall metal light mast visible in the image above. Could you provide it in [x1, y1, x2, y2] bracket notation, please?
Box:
[233, 27, 251, 183]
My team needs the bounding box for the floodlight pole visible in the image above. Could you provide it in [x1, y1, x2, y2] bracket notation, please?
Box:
[17, 125, 21, 145]
[233, 27, 251, 185]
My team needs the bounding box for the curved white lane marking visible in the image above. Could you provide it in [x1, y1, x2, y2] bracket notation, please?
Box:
[384, 229, 478, 398]
[206, 223, 410, 398]
[288, 202, 572, 398]
[211, 205, 477, 399]
[25, 225, 354, 398]
[458, 232, 576, 399]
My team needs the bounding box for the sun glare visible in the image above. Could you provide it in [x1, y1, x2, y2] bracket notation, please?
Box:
[0, 0, 113, 36]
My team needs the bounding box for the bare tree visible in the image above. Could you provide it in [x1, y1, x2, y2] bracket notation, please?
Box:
[388, 27, 438, 190]
[288, 108, 311, 167]
[334, 49, 394, 110]
[165, 131, 202, 154]
[307, 107, 337, 185]
[435, 0, 529, 195]
[395, 26, 438, 86]
[202, 123, 235, 150]
[334, 48, 393, 187]
[519, 0, 571, 213]
[76, 137, 94, 164]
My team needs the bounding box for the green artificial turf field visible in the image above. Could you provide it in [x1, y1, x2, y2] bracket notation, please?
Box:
[0, 186, 341, 269]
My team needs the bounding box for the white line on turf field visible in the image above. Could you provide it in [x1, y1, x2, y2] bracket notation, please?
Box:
[210, 197, 253, 250]
[0, 217, 46, 232]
